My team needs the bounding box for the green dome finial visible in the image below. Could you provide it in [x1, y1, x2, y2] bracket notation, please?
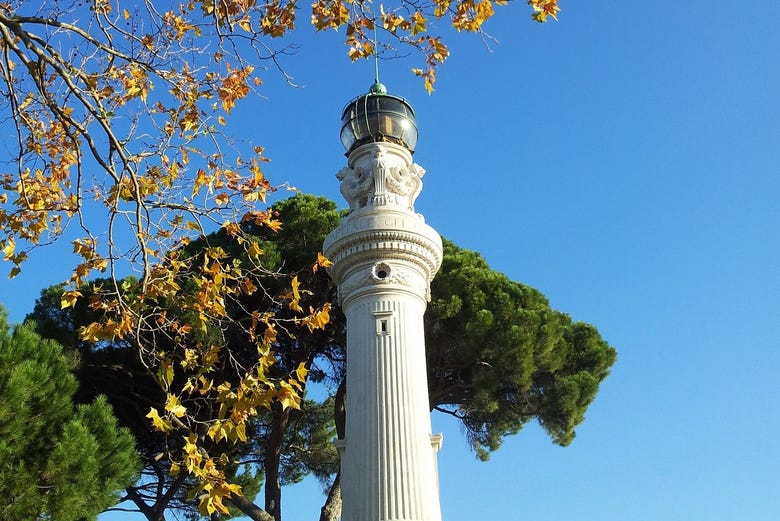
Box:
[369, 81, 387, 95]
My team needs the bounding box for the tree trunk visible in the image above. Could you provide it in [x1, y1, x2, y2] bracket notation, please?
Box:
[264, 402, 291, 521]
[227, 494, 275, 521]
[319, 470, 342, 521]
[318, 377, 346, 521]
[125, 486, 166, 521]
[124, 471, 187, 521]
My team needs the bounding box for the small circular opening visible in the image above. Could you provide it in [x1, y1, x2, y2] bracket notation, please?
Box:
[372, 262, 392, 281]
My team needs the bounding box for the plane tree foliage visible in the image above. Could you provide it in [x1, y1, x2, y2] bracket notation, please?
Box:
[26, 284, 265, 521]
[27, 195, 344, 521]
[1, 0, 560, 513]
[0, 307, 139, 521]
[28, 194, 615, 520]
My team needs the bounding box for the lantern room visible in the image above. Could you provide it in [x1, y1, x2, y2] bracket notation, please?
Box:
[340, 81, 418, 155]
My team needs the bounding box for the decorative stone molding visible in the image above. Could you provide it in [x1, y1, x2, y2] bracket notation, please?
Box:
[336, 143, 426, 212]
[337, 262, 429, 306]
[324, 210, 442, 307]
[326, 229, 441, 279]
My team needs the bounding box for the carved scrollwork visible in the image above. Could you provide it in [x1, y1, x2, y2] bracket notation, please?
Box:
[386, 163, 425, 210]
[336, 145, 427, 211]
[337, 165, 372, 211]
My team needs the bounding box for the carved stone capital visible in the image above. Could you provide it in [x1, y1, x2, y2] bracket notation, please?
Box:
[336, 142, 427, 212]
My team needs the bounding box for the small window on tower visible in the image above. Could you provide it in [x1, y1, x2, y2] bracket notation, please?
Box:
[373, 311, 393, 336]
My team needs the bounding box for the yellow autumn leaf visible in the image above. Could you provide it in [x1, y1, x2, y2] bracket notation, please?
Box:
[199, 485, 231, 516]
[198, 376, 214, 394]
[225, 482, 242, 495]
[214, 192, 229, 205]
[238, 17, 252, 32]
[182, 378, 196, 395]
[295, 362, 309, 383]
[208, 420, 228, 442]
[2, 237, 15, 261]
[60, 290, 83, 310]
[146, 408, 173, 432]
[165, 393, 187, 417]
[183, 433, 199, 455]
[79, 322, 103, 343]
[181, 348, 198, 369]
[424, 77, 434, 95]
[159, 359, 175, 387]
[529, 0, 560, 22]
[289, 275, 302, 312]
[263, 324, 277, 346]
[302, 303, 331, 332]
[72, 238, 95, 259]
[277, 380, 301, 410]
[247, 241, 264, 257]
[233, 422, 247, 442]
[411, 11, 426, 35]
[265, 218, 282, 232]
[312, 251, 333, 273]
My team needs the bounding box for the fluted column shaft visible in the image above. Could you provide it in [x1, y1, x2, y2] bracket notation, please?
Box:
[341, 290, 439, 521]
[324, 142, 443, 521]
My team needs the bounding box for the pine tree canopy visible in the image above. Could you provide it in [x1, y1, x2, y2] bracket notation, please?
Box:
[0, 307, 139, 521]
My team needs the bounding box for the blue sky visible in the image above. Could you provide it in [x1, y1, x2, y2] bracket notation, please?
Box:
[2, 1, 779, 520]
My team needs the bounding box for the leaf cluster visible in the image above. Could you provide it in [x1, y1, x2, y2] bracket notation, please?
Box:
[25, 194, 346, 519]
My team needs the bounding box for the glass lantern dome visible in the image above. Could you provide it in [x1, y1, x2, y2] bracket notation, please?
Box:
[340, 82, 417, 155]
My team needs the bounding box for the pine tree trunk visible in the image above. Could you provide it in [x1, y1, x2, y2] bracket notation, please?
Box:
[125, 486, 166, 521]
[319, 470, 342, 521]
[318, 377, 346, 521]
[264, 403, 291, 521]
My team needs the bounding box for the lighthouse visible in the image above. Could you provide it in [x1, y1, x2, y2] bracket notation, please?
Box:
[323, 81, 444, 521]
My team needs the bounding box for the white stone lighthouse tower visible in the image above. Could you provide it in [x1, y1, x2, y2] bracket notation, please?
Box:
[323, 82, 443, 521]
